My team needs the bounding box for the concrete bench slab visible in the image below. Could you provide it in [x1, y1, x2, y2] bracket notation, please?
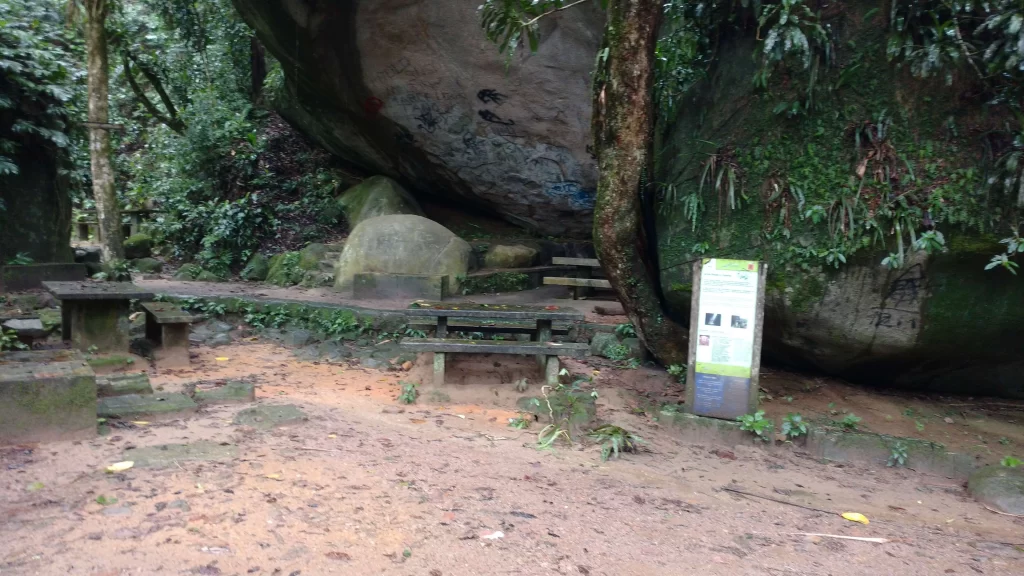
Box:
[233, 404, 307, 430]
[124, 441, 238, 469]
[551, 257, 602, 267]
[194, 381, 256, 405]
[141, 302, 195, 367]
[0, 349, 97, 443]
[542, 277, 612, 289]
[43, 281, 155, 354]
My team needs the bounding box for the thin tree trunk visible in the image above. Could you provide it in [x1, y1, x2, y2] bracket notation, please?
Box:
[85, 0, 123, 261]
[250, 36, 266, 102]
[592, 0, 688, 365]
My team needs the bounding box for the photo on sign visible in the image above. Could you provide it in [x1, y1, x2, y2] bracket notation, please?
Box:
[730, 315, 748, 329]
[704, 313, 722, 326]
[699, 335, 710, 346]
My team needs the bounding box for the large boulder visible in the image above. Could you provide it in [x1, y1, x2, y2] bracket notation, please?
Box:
[484, 244, 538, 269]
[968, 466, 1024, 515]
[241, 253, 270, 281]
[230, 0, 601, 237]
[123, 234, 153, 259]
[335, 176, 423, 227]
[0, 129, 71, 264]
[654, 1, 1024, 397]
[334, 214, 470, 291]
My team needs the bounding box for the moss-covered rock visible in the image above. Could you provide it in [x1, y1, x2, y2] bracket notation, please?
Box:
[334, 176, 423, 228]
[194, 270, 224, 282]
[131, 257, 163, 273]
[968, 466, 1024, 515]
[653, 1, 1024, 396]
[172, 263, 202, 280]
[123, 234, 153, 259]
[298, 243, 328, 271]
[484, 244, 538, 269]
[266, 252, 303, 286]
[241, 253, 270, 281]
[334, 215, 471, 291]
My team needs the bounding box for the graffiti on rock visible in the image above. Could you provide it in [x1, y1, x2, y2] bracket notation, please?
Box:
[477, 89, 507, 105]
[478, 110, 515, 126]
[544, 181, 596, 210]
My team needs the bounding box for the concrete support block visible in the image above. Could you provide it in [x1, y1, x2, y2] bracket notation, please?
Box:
[0, 350, 97, 443]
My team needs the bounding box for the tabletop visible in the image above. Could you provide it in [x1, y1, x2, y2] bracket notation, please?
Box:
[42, 281, 155, 301]
[404, 301, 584, 321]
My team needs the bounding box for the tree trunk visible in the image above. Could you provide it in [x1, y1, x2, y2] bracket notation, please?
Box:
[250, 36, 267, 102]
[592, 0, 688, 365]
[85, 0, 123, 261]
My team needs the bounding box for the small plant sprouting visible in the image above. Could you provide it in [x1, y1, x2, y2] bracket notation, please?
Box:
[5, 252, 34, 266]
[1001, 456, 1022, 468]
[588, 424, 645, 461]
[403, 327, 427, 339]
[840, 413, 862, 431]
[888, 441, 909, 467]
[666, 363, 686, 384]
[781, 413, 807, 440]
[738, 411, 773, 442]
[397, 381, 419, 404]
[624, 357, 641, 370]
[0, 329, 28, 351]
[95, 495, 117, 506]
[508, 414, 532, 429]
[614, 323, 637, 339]
[605, 343, 630, 361]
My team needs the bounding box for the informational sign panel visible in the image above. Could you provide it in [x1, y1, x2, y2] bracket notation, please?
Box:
[685, 259, 767, 420]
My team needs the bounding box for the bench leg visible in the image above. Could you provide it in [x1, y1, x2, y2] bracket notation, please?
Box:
[536, 319, 552, 369]
[155, 323, 191, 368]
[145, 312, 162, 344]
[436, 316, 448, 338]
[433, 352, 446, 386]
[545, 356, 560, 385]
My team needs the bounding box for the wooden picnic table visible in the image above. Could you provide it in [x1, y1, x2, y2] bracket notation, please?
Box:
[42, 281, 154, 353]
[402, 301, 587, 386]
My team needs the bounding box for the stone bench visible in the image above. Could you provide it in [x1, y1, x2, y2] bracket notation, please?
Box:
[400, 338, 589, 386]
[0, 349, 97, 443]
[142, 302, 195, 366]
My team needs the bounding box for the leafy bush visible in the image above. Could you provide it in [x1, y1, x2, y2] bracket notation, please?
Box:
[888, 441, 909, 468]
[605, 343, 630, 361]
[1, 329, 28, 351]
[839, 413, 862, 431]
[738, 410, 773, 442]
[1002, 455, 1022, 468]
[614, 323, 637, 338]
[398, 381, 419, 404]
[781, 413, 808, 439]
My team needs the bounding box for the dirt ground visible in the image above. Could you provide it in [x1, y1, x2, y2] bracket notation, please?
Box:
[2, 337, 1023, 576]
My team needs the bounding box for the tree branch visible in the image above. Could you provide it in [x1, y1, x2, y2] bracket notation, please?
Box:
[521, 0, 593, 27]
[121, 50, 185, 134]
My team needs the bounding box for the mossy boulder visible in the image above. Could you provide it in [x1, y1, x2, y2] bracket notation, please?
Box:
[334, 176, 423, 228]
[654, 1, 1024, 396]
[131, 258, 163, 273]
[173, 263, 202, 280]
[298, 243, 328, 271]
[484, 244, 538, 269]
[334, 215, 471, 291]
[968, 466, 1024, 515]
[266, 252, 303, 286]
[194, 270, 224, 282]
[241, 253, 270, 281]
[123, 234, 153, 259]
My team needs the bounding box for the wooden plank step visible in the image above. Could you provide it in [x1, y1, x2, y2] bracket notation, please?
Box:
[406, 318, 570, 334]
[400, 338, 589, 358]
[552, 257, 601, 267]
[543, 277, 612, 289]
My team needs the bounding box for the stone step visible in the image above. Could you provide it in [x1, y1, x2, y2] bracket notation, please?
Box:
[97, 373, 153, 397]
[319, 260, 336, 274]
[97, 392, 197, 419]
[193, 381, 256, 405]
[323, 251, 341, 261]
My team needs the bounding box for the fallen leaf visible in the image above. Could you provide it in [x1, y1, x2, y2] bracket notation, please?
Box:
[409, 419, 426, 424]
[26, 481, 44, 492]
[328, 434, 337, 439]
[131, 421, 150, 426]
[325, 551, 351, 561]
[842, 512, 869, 525]
[215, 357, 229, 362]
[106, 461, 135, 473]
[265, 474, 282, 481]
[482, 531, 504, 540]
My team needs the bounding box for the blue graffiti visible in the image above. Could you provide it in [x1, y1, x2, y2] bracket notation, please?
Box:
[544, 181, 596, 210]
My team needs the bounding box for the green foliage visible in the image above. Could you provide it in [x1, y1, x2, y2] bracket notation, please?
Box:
[780, 412, 807, 439]
[536, 373, 598, 449]
[403, 327, 427, 339]
[479, 0, 607, 63]
[398, 381, 419, 405]
[738, 410, 773, 442]
[95, 495, 118, 506]
[1, 328, 28, 351]
[1001, 455, 1022, 468]
[0, 0, 78, 177]
[605, 343, 630, 362]
[93, 260, 133, 282]
[987, 227, 1023, 275]
[839, 413, 862, 431]
[614, 323, 636, 338]
[666, 363, 686, 384]
[508, 414, 532, 429]
[587, 424, 645, 461]
[458, 272, 529, 295]
[5, 252, 33, 265]
[888, 441, 909, 467]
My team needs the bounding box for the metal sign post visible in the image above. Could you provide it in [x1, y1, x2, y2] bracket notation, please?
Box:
[685, 259, 768, 420]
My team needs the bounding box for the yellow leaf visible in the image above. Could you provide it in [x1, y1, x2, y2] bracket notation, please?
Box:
[328, 434, 337, 439]
[265, 474, 282, 480]
[215, 357, 229, 361]
[106, 461, 134, 473]
[131, 421, 150, 426]
[841, 512, 869, 525]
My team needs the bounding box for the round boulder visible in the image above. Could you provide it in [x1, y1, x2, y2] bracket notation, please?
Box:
[334, 215, 471, 291]
[968, 465, 1024, 515]
[123, 234, 153, 259]
[334, 176, 424, 228]
[484, 244, 538, 269]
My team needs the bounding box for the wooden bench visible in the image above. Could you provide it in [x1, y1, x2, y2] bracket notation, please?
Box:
[142, 302, 195, 366]
[400, 338, 589, 386]
[545, 257, 611, 299]
[406, 318, 571, 336]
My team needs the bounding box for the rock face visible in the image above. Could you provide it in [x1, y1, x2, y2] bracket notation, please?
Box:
[654, 2, 1024, 396]
[230, 0, 602, 236]
[334, 214, 471, 291]
[0, 138, 72, 263]
[968, 466, 1024, 515]
[336, 176, 424, 227]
